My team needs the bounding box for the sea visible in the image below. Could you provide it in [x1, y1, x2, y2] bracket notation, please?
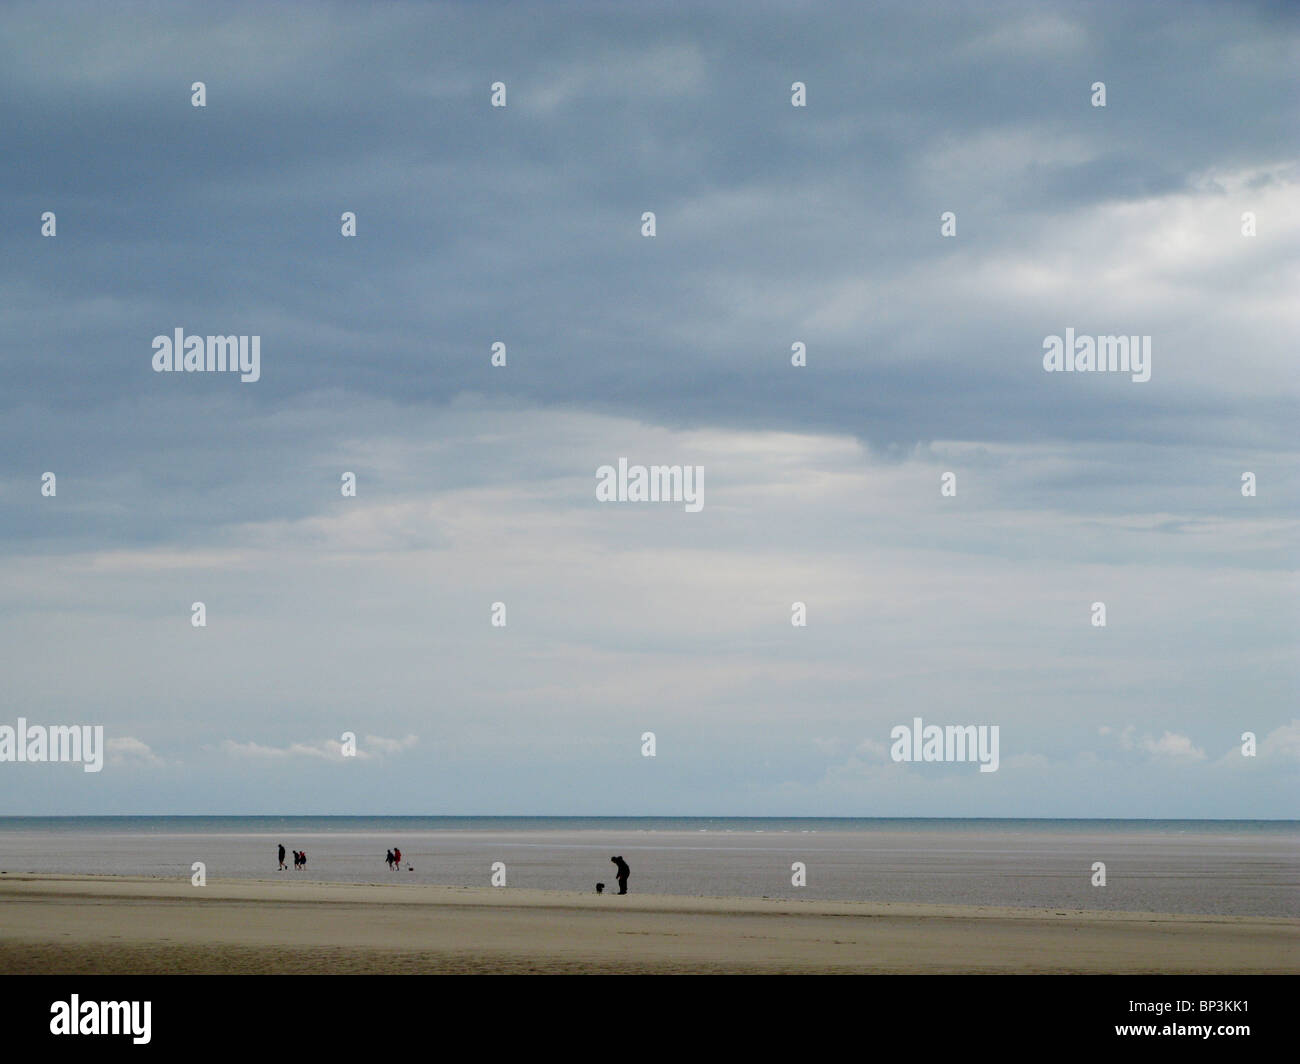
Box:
[0, 816, 1295, 917]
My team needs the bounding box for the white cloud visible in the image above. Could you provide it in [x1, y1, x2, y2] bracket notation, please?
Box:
[220, 734, 418, 762]
[1105, 726, 1206, 761]
[1141, 732, 1206, 761]
[362, 734, 419, 756]
[1260, 720, 1300, 762]
[106, 736, 163, 767]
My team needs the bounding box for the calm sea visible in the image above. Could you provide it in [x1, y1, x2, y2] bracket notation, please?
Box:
[0, 817, 1295, 917]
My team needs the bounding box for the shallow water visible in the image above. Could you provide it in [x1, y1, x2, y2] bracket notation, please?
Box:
[0, 817, 1295, 917]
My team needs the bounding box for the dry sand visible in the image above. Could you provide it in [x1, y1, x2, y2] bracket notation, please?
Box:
[0, 874, 1295, 974]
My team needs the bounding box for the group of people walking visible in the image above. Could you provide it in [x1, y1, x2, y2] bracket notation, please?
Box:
[274, 844, 631, 893]
[277, 843, 307, 870]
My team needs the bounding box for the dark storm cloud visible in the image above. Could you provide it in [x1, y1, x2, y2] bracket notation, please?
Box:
[0, 1, 1295, 569]
[2, 1, 1295, 435]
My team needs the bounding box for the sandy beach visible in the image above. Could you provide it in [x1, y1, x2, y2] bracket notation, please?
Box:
[0, 874, 1294, 974]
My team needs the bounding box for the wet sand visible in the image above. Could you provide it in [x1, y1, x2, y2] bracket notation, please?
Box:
[0, 874, 1294, 974]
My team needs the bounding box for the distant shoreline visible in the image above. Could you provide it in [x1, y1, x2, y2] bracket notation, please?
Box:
[2, 814, 1296, 827]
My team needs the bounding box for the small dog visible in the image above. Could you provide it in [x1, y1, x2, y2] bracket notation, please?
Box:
[596, 882, 605, 894]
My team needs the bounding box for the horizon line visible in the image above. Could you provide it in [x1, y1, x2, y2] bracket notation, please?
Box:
[1, 814, 1296, 823]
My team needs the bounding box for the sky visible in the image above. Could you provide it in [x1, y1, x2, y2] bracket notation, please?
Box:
[0, 0, 1296, 816]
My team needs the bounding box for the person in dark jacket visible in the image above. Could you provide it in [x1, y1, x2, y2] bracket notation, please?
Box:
[610, 855, 630, 895]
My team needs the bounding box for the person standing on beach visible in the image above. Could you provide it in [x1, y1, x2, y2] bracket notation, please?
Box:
[611, 855, 630, 895]
[393, 846, 402, 871]
[385, 849, 394, 870]
[278, 843, 286, 871]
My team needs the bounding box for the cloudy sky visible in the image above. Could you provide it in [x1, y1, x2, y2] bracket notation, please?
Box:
[1, 1, 1296, 816]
